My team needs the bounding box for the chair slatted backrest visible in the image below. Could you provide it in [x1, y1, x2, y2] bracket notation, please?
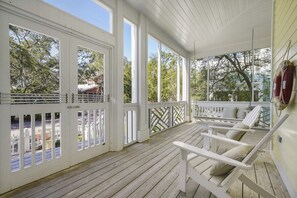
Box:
[242, 105, 262, 128]
[221, 114, 289, 188]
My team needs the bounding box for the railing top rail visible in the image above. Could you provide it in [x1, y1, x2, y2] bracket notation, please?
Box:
[148, 101, 186, 109]
[0, 92, 67, 105]
[191, 101, 270, 107]
[123, 103, 138, 111]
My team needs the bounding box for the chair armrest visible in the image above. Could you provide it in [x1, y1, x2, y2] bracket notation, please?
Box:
[211, 117, 243, 122]
[209, 125, 255, 133]
[173, 141, 252, 170]
[201, 133, 250, 146]
[194, 116, 243, 122]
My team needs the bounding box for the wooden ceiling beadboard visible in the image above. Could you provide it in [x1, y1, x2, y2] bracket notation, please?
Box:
[126, 0, 272, 57]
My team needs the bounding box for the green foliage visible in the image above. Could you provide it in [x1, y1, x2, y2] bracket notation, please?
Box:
[191, 49, 271, 102]
[124, 57, 132, 103]
[147, 54, 158, 102]
[9, 25, 105, 95]
[209, 52, 252, 101]
[147, 50, 179, 102]
[55, 139, 60, 147]
[9, 25, 59, 94]
[161, 50, 177, 102]
[190, 59, 207, 101]
[77, 46, 104, 89]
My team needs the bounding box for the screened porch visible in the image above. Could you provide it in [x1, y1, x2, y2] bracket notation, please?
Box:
[0, 0, 296, 197]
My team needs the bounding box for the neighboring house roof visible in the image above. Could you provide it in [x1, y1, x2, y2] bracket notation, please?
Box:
[78, 84, 99, 93]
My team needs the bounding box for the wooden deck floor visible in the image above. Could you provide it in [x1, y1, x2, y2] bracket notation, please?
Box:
[1, 123, 290, 198]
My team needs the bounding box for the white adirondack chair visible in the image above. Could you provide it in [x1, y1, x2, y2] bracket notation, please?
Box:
[173, 114, 289, 198]
[204, 105, 262, 151]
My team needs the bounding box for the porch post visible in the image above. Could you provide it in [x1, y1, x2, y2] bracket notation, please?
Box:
[111, 0, 124, 151]
[137, 14, 150, 142]
[177, 55, 181, 101]
[183, 58, 191, 122]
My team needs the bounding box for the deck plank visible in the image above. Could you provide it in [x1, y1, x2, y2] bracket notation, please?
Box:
[91, 128, 203, 198]
[242, 164, 258, 198]
[254, 152, 275, 197]
[262, 153, 290, 198]
[1, 123, 290, 198]
[51, 124, 200, 198]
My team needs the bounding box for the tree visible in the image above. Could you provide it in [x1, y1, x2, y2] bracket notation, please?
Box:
[147, 49, 179, 102]
[78, 47, 104, 94]
[191, 49, 271, 102]
[209, 51, 252, 101]
[161, 49, 177, 102]
[9, 25, 59, 94]
[123, 57, 132, 103]
[190, 59, 208, 101]
[147, 54, 158, 102]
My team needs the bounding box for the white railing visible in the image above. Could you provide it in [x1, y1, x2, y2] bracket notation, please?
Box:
[123, 104, 138, 146]
[148, 101, 186, 135]
[191, 101, 270, 129]
[10, 106, 62, 172]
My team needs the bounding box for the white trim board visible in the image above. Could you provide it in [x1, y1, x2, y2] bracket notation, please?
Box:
[270, 151, 297, 198]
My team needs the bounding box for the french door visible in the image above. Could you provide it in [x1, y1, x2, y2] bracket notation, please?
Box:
[4, 23, 110, 191]
[68, 39, 110, 165]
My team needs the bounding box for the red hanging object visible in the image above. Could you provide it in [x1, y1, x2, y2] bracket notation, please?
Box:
[272, 40, 295, 115]
[273, 60, 295, 111]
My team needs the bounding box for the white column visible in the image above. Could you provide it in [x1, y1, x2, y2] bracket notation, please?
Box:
[207, 57, 210, 101]
[177, 55, 180, 101]
[110, 0, 124, 151]
[0, 11, 12, 194]
[137, 14, 149, 142]
[131, 22, 137, 103]
[183, 58, 191, 122]
[251, 28, 255, 102]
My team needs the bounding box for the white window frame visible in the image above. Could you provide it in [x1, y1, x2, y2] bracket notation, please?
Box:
[123, 18, 138, 103]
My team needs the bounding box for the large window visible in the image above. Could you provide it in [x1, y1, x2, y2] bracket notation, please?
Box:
[254, 48, 271, 102]
[123, 19, 137, 103]
[77, 46, 104, 95]
[191, 48, 271, 102]
[147, 36, 159, 102]
[147, 35, 184, 103]
[161, 45, 177, 102]
[209, 52, 253, 101]
[9, 24, 60, 94]
[190, 58, 207, 101]
[44, 0, 113, 33]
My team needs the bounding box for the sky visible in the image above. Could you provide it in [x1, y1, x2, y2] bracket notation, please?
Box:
[44, 0, 132, 61]
[44, 0, 111, 32]
[124, 22, 132, 61]
[148, 36, 158, 60]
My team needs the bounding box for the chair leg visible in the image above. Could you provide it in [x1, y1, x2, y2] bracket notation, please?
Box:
[207, 127, 218, 152]
[203, 126, 212, 150]
[203, 136, 210, 150]
[179, 149, 188, 192]
[238, 174, 276, 198]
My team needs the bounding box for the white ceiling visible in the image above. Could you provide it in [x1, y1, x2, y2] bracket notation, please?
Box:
[126, 0, 273, 57]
